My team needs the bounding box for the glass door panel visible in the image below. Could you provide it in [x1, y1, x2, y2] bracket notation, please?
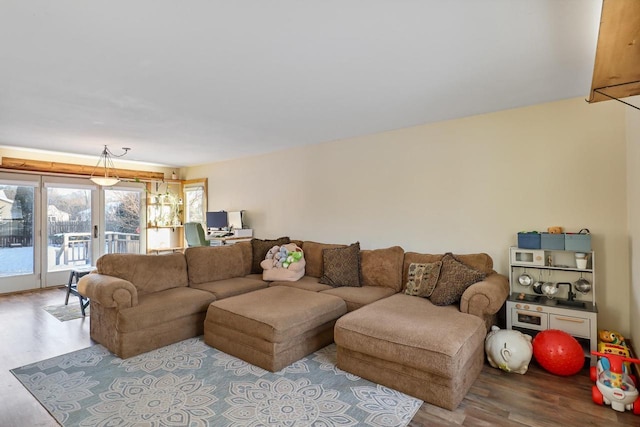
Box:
[0, 173, 40, 293]
[43, 178, 98, 287]
[104, 186, 144, 254]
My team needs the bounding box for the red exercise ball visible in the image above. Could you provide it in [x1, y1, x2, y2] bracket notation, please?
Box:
[532, 329, 584, 376]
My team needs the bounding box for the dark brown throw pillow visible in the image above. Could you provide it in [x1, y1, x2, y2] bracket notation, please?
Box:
[429, 253, 486, 306]
[251, 237, 291, 273]
[319, 242, 361, 287]
[405, 261, 442, 297]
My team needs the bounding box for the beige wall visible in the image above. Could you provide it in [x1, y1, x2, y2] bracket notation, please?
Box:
[186, 97, 630, 335]
[627, 101, 640, 348]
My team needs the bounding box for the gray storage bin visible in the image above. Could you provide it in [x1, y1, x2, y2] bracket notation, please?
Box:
[541, 233, 565, 250]
[565, 232, 591, 252]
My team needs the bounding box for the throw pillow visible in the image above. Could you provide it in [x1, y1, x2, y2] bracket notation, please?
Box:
[429, 253, 486, 306]
[251, 237, 291, 274]
[319, 242, 361, 287]
[404, 261, 442, 297]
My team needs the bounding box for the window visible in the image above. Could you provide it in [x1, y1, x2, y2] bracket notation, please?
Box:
[183, 179, 207, 224]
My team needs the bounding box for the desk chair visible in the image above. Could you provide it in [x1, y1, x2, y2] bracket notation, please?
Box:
[184, 222, 209, 247]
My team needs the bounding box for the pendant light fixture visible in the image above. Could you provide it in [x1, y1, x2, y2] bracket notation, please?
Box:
[89, 145, 130, 186]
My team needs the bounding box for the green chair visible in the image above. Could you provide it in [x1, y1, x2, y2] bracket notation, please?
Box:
[184, 222, 209, 247]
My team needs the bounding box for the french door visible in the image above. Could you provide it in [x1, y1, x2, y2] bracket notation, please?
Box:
[0, 172, 41, 293]
[42, 177, 100, 287]
[0, 173, 146, 292]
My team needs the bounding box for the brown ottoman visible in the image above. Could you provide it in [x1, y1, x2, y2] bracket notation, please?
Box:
[334, 293, 486, 410]
[204, 286, 347, 371]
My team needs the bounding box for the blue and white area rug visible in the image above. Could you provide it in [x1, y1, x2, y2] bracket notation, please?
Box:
[11, 337, 422, 426]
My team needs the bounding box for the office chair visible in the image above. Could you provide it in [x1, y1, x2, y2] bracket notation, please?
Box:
[184, 222, 209, 247]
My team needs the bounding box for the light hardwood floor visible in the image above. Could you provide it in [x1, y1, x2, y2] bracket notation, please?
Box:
[1, 288, 638, 426]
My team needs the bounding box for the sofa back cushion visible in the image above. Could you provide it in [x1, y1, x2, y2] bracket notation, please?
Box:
[301, 241, 347, 278]
[402, 252, 494, 288]
[96, 253, 188, 296]
[455, 253, 494, 274]
[235, 241, 253, 276]
[185, 245, 246, 285]
[360, 246, 404, 292]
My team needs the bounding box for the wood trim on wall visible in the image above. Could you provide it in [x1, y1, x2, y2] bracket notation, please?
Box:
[1, 156, 165, 181]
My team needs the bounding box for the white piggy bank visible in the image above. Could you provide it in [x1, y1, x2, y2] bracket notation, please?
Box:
[485, 326, 533, 374]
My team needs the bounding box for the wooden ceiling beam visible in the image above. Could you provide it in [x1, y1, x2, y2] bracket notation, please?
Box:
[1, 156, 165, 181]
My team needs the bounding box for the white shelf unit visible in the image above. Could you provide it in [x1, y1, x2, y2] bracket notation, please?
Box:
[506, 246, 598, 364]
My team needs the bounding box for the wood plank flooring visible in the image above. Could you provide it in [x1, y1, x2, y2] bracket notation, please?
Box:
[1, 288, 638, 426]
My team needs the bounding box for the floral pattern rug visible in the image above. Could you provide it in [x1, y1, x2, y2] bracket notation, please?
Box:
[11, 337, 422, 426]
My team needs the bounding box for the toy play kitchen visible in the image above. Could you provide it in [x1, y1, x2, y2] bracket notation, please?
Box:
[507, 228, 598, 365]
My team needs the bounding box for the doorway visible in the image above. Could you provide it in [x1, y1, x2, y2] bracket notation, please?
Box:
[0, 173, 146, 292]
[0, 172, 40, 293]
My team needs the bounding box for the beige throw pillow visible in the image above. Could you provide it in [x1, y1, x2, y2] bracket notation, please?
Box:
[405, 261, 442, 297]
[319, 242, 361, 287]
[429, 253, 486, 306]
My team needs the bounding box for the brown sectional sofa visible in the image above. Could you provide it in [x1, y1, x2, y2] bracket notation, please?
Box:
[78, 239, 509, 410]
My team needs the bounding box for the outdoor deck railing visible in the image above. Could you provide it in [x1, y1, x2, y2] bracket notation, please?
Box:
[54, 231, 140, 265]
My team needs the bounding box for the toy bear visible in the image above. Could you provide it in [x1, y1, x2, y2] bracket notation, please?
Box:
[599, 329, 625, 345]
[547, 226, 563, 234]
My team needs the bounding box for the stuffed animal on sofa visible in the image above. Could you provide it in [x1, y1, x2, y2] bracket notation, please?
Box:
[265, 245, 280, 263]
[260, 243, 306, 281]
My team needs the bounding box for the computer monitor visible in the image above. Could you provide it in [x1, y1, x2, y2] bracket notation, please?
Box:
[206, 211, 228, 229]
[227, 211, 244, 229]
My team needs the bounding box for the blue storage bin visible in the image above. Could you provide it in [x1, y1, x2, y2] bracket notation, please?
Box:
[565, 232, 591, 252]
[517, 233, 541, 249]
[541, 233, 565, 250]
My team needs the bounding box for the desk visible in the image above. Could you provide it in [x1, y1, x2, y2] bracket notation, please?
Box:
[147, 247, 184, 254]
[207, 236, 252, 246]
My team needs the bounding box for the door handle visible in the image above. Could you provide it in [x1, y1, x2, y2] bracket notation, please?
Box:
[94, 225, 98, 238]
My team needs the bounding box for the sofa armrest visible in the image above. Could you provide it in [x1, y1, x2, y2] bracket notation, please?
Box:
[78, 273, 138, 309]
[460, 273, 509, 318]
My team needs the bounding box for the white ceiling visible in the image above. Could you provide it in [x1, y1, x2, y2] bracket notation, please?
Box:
[0, 0, 603, 167]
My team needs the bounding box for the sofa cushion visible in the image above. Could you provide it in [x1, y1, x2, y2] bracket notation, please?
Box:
[190, 276, 268, 300]
[405, 261, 442, 297]
[319, 242, 361, 287]
[236, 241, 254, 276]
[269, 275, 333, 292]
[334, 293, 486, 378]
[429, 253, 486, 306]
[185, 245, 246, 285]
[251, 237, 290, 274]
[96, 253, 188, 296]
[206, 286, 347, 343]
[360, 246, 404, 292]
[301, 241, 347, 278]
[117, 287, 215, 333]
[321, 286, 396, 311]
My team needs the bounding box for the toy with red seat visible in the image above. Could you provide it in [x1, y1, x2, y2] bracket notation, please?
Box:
[590, 350, 640, 415]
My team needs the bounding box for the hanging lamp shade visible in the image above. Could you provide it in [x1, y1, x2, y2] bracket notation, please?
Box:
[89, 145, 130, 186]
